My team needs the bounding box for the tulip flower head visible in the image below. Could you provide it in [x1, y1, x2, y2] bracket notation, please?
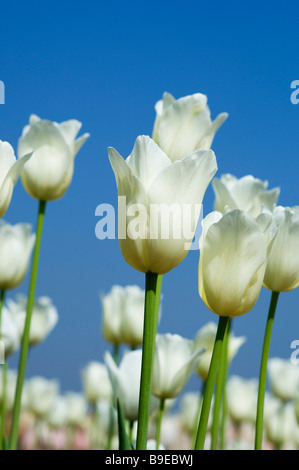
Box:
[267, 358, 299, 402]
[0, 221, 35, 291]
[151, 333, 205, 400]
[81, 361, 112, 404]
[198, 210, 270, 317]
[0, 140, 32, 218]
[23, 376, 60, 419]
[0, 306, 20, 358]
[263, 206, 299, 292]
[153, 92, 228, 162]
[212, 174, 280, 218]
[108, 135, 217, 274]
[18, 115, 90, 201]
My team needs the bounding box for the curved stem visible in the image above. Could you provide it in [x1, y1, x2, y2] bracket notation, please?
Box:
[211, 317, 231, 450]
[155, 398, 165, 450]
[10, 200, 47, 450]
[194, 315, 230, 450]
[255, 291, 280, 450]
[136, 272, 160, 450]
[192, 381, 206, 448]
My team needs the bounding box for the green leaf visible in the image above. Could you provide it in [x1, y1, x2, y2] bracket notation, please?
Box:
[2, 437, 10, 451]
[117, 399, 134, 450]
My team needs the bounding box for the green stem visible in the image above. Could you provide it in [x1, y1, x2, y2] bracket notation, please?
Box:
[255, 291, 280, 450]
[155, 398, 165, 450]
[113, 344, 120, 365]
[211, 317, 231, 450]
[128, 420, 134, 444]
[219, 319, 232, 450]
[192, 381, 206, 448]
[194, 315, 230, 450]
[9, 200, 47, 450]
[136, 272, 160, 450]
[0, 289, 6, 450]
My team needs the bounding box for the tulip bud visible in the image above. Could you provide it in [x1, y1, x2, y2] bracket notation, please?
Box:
[263, 206, 299, 292]
[226, 375, 258, 424]
[212, 174, 280, 217]
[0, 140, 32, 218]
[153, 92, 228, 162]
[198, 210, 269, 317]
[18, 115, 90, 201]
[108, 135, 217, 275]
[151, 333, 204, 400]
[267, 358, 299, 402]
[64, 392, 88, 428]
[23, 377, 60, 418]
[0, 306, 20, 357]
[0, 220, 35, 290]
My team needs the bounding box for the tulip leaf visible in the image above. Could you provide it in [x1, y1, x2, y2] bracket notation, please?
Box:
[2, 437, 10, 451]
[117, 398, 134, 450]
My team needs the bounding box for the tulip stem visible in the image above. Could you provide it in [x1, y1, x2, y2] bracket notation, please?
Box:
[0, 289, 6, 450]
[155, 398, 165, 450]
[10, 200, 47, 450]
[255, 291, 280, 450]
[194, 315, 230, 450]
[136, 272, 160, 450]
[211, 317, 231, 450]
[192, 381, 206, 448]
[220, 319, 232, 450]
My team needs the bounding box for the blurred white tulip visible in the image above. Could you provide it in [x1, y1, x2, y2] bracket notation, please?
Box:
[7, 294, 58, 346]
[46, 396, 68, 429]
[194, 322, 246, 381]
[100, 285, 147, 347]
[268, 358, 299, 402]
[226, 376, 258, 424]
[152, 333, 204, 400]
[105, 349, 158, 422]
[81, 361, 112, 404]
[23, 376, 60, 418]
[18, 115, 89, 201]
[64, 392, 88, 428]
[0, 140, 32, 218]
[0, 306, 20, 357]
[0, 221, 35, 290]
[153, 92, 228, 162]
[212, 174, 280, 217]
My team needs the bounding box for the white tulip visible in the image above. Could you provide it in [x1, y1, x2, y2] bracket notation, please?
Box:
[180, 392, 214, 434]
[264, 398, 299, 448]
[81, 361, 112, 403]
[153, 92, 228, 162]
[263, 206, 299, 292]
[0, 140, 32, 218]
[46, 396, 68, 429]
[152, 334, 204, 399]
[96, 400, 117, 435]
[0, 369, 18, 411]
[64, 392, 88, 427]
[24, 376, 59, 418]
[108, 135, 217, 275]
[267, 358, 299, 402]
[198, 210, 269, 317]
[0, 221, 35, 290]
[226, 376, 258, 424]
[101, 285, 148, 347]
[212, 174, 280, 217]
[7, 294, 58, 346]
[194, 322, 246, 381]
[0, 306, 20, 357]
[105, 349, 158, 422]
[18, 115, 90, 201]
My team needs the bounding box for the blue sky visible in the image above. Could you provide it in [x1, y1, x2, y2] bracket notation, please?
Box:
[1, 0, 299, 395]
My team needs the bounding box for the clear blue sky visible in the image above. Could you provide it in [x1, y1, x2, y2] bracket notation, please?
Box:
[1, 0, 299, 394]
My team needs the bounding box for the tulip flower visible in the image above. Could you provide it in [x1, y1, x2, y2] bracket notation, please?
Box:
[64, 392, 88, 428]
[263, 206, 299, 292]
[105, 349, 158, 423]
[152, 92, 228, 162]
[267, 358, 299, 402]
[46, 396, 68, 429]
[81, 361, 112, 404]
[7, 294, 58, 347]
[0, 306, 20, 358]
[212, 174, 280, 218]
[226, 376, 258, 424]
[23, 377, 60, 419]
[18, 115, 90, 201]
[0, 221, 35, 291]
[255, 206, 299, 449]
[0, 140, 32, 218]
[108, 135, 217, 275]
[264, 399, 299, 449]
[198, 210, 269, 317]
[100, 285, 147, 348]
[194, 322, 246, 382]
